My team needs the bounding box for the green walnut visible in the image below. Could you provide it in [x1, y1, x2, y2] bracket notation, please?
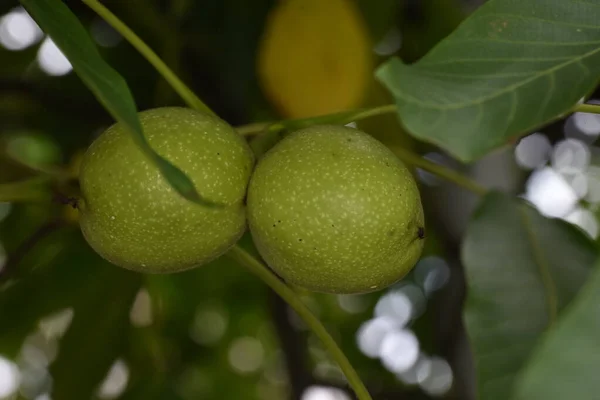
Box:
[247, 125, 425, 294]
[78, 107, 254, 273]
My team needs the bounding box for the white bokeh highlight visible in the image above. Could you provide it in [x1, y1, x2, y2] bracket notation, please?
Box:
[0, 356, 20, 398]
[302, 385, 350, 400]
[573, 109, 600, 138]
[551, 139, 590, 172]
[379, 330, 420, 373]
[413, 256, 451, 296]
[0, 7, 43, 51]
[515, 133, 552, 170]
[563, 207, 599, 239]
[396, 354, 432, 385]
[98, 359, 129, 399]
[525, 167, 578, 218]
[374, 291, 412, 327]
[37, 37, 72, 76]
[419, 357, 453, 396]
[356, 317, 397, 358]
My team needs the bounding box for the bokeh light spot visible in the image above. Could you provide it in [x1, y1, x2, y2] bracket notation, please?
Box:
[419, 357, 453, 396]
[0, 356, 20, 398]
[373, 26, 402, 56]
[0, 7, 43, 51]
[90, 18, 122, 48]
[189, 306, 228, 345]
[37, 37, 72, 76]
[551, 139, 590, 172]
[525, 167, 578, 218]
[562, 207, 599, 239]
[396, 354, 432, 385]
[129, 289, 153, 327]
[356, 316, 397, 358]
[573, 105, 600, 138]
[38, 308, 74, 340]
[414, 256, 451, 296]
[374, 291, 412, 327]
[0, 203, 11, 223]
[557, 166, 588, 199]
[301, 385, 350, 400]
[585, 166, 600, 204]
[514, 133, 551, 170]
[97, 359, 129, 399]
[336, 294, 368, 314]
[379, 329, 420, 373]
[228, 337, 265, 374]
[19, 332, 58, 369]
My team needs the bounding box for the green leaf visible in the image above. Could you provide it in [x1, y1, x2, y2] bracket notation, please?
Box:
[20, 0, 219, 207]
[462, 192, 597, 400]
[50, 264, 141, 399]
[511, 258, 600, 400]
[0, 230, 113, 357]
[377, 0, 600, 162]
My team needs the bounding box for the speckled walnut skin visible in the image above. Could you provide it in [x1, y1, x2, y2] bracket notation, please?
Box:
[79, 107, 254, 273]
[247, 125, 425, 294]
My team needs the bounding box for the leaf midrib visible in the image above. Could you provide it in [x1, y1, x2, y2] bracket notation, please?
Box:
[518, 205, 557, 327]
[390, 42, 600, 110]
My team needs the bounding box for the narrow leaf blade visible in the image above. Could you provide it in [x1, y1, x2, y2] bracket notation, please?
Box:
[377, 0, 600, 162]
[462, 192, 597, 400]
[20, 0, 218, 207]
[512, 258, 600, 400]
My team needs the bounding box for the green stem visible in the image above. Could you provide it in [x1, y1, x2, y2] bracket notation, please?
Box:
[227, 245, 373, 400]
[236, 122, 272, 136]
[235, 104, 398, 136]
[82, 0, 215, 116]
[0, 177, 51, 203]
[573, 103, 600, 114]
[348, 104, 397, 120]
[390, 146, 488, 196]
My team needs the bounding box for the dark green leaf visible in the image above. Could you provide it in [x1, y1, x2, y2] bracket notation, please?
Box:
[511, 258, 600, 400]
[0, 229, 100, 357]
[377, 0, 600, 162]
[50, 263, 141, 399]
[462, 192, 597, 400]
[20, 0, 219, 207]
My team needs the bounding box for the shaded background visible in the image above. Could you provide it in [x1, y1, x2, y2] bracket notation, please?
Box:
[1, 0, 599, 399]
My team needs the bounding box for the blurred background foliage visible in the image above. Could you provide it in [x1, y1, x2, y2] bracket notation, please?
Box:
[1, 0, 599, 399]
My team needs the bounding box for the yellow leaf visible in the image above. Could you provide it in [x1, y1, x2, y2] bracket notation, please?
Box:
[257, 0, 373, 119]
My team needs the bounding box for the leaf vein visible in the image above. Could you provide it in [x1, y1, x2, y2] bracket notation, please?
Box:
[518, 206, 557, 327]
